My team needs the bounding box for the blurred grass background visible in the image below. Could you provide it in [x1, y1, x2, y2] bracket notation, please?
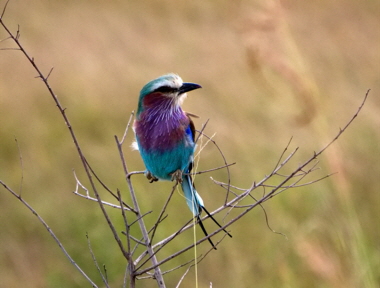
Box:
[0, 0, 379, 287]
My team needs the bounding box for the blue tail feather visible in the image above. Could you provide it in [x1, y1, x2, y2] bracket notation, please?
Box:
[181, 174, 232, 250]
[181, 174, 204, 216]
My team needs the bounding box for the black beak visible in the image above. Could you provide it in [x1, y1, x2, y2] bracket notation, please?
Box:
[178, 82, 202, 94]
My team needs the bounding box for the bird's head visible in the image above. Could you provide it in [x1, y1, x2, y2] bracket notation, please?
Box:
[137, 74, 201, 117]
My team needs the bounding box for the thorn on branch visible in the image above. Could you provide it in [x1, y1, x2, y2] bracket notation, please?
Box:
[16, 25, 20, 40]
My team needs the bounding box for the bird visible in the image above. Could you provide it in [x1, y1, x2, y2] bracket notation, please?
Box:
[133, 73, 232, 249]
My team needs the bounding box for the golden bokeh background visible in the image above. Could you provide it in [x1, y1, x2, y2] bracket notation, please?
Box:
[0, 0, 379, 287]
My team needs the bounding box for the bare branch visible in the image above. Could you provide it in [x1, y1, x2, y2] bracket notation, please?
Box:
[14, 137, 24, 196]
[73, 170, 128, 209]
[0, 179, 98, 287]
[121, 111, 135, 145]
[86, 233, 110, 288]
[117, 189, 131, 253]
[149, 181, 178, 245]
[194, 119, 209, 144]
[127, 170, 145, 178]
[115, 135, 166, 287]
[187, 162, 236, 176]
[46, 67, 54, 80]
[83, 160, 136, 212]
[196, 128, 233, 205]
[0, 0, 130, 264]
[270, 137, 294, 174]
[0, 0, 10, 20]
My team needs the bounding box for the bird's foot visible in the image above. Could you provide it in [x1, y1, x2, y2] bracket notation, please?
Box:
[146, 171, 159, 183]
[171, 169, 183, 184]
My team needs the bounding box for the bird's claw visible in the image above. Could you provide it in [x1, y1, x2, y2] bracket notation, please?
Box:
[171, 169, 183, 183]
[146, 171, 159, 183]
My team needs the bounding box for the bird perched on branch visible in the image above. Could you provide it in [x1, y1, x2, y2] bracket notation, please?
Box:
[133, 73, 231, 249]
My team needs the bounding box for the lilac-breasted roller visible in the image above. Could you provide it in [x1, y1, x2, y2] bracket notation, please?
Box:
[133, 74, 231, 249]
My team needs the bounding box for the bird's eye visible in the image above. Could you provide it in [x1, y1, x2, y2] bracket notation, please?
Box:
[155, 86, 177, 93]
